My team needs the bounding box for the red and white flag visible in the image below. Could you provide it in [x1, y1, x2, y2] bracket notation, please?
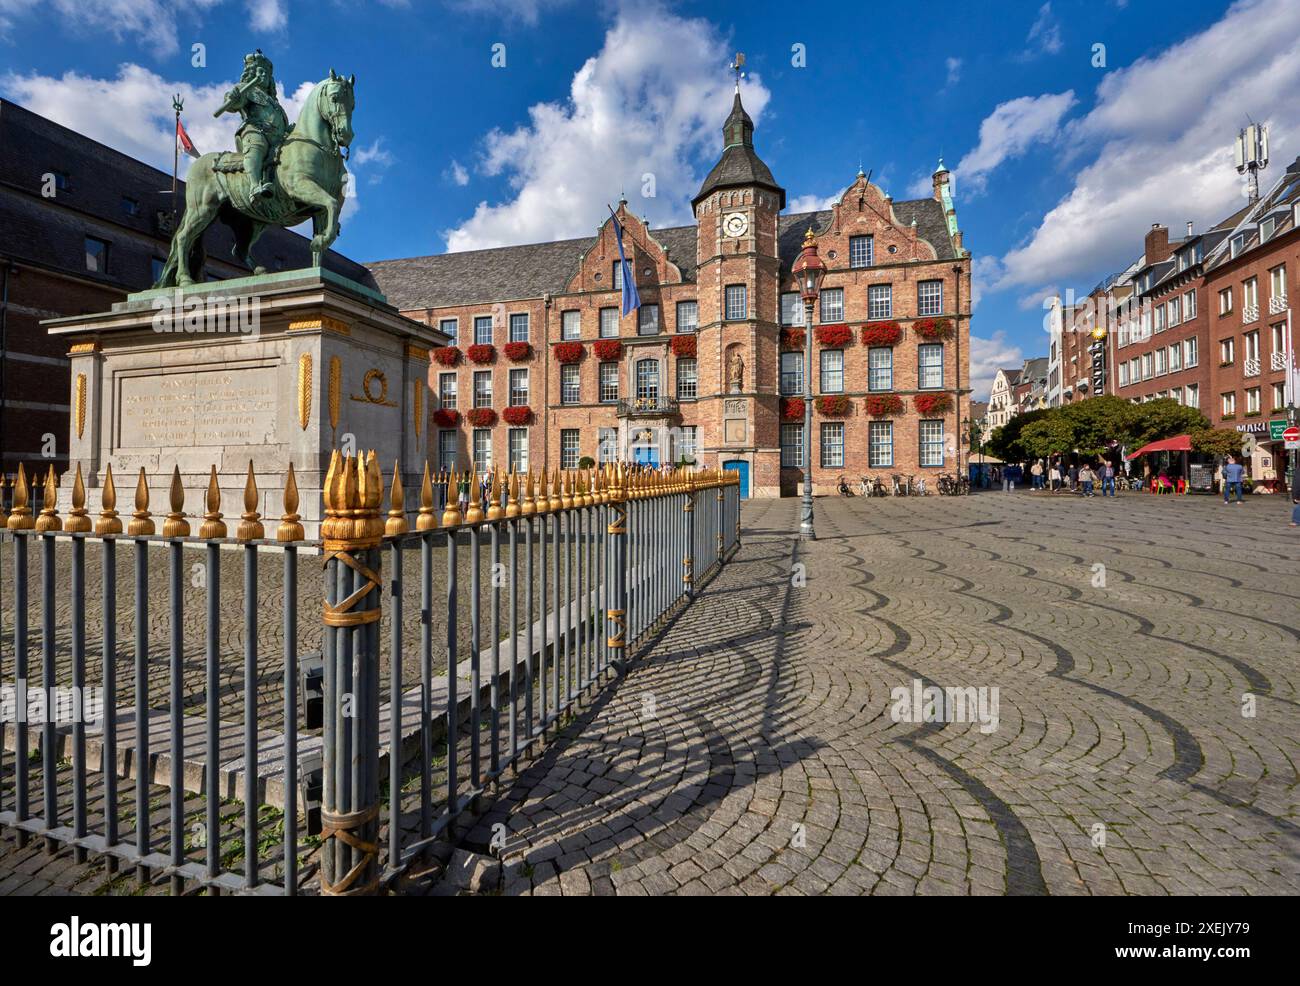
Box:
[176, 117, 199, 158]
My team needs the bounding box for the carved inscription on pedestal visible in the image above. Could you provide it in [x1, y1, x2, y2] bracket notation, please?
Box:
[118, 367, 278, 448]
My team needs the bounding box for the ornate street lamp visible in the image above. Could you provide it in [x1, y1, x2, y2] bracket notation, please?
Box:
[791, 228, 826, 540]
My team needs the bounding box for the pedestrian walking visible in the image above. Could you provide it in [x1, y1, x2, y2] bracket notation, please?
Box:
[1048, 463, 1061, 493]
[1068, 463, 1080, 492]
[1291, 494, 1300, 527]
[1222, 456, 1246, 504]
[1002, 464, 1015, 492]
[1031, 460, 1044, 491]
[1101, 460, 1116, 497]
[1079, 464, 1096, 497]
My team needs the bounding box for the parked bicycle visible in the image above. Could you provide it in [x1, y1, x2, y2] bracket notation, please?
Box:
[837, 474, 856, 496]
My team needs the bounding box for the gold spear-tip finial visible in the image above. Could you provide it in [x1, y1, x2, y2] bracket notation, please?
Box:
[277, 461, 305, 542]
[386, 459, 409, 536]
[95, 463, 122, 535]
[162, 464, 189, 537]
[486, 467, 503, 522]
[237, 461, 264, 541]
[35, 464, 62, 533]
[416, 461, 437, 531]
[442, 468, 463, 528]
[199, 465, 227, 539]
[505, 469, 521, 519]
[64, 463, 91, 533]
[128, 467, 154, 535]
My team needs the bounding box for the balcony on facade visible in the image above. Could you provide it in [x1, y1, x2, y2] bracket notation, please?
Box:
[617, 396, 681, 418]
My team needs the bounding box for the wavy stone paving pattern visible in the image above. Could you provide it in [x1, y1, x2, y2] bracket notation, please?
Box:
[451, 493, 1300, 895]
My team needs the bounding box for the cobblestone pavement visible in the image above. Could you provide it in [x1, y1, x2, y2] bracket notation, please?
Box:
[459, 491, 1300, 896]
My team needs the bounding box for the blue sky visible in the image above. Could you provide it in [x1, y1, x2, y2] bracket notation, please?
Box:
[2, 0, 1296, 398]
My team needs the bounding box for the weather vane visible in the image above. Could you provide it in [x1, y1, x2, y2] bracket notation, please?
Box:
[730, 51, 745, 92]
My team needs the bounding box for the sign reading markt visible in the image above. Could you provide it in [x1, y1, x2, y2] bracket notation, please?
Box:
[43, 52, 448, 535]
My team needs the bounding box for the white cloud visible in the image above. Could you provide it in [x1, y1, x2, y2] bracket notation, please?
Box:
[0, 64, 376, 224]
[969, 331, 1025, 401]
[994, 0, 1300, 294]
[246, 0, 287, 31]
[445, 159, 470, 186]
[954, 91, 1075, 194]
[786, 192, 838, 214]
[0, 0, 222, 57]
[1024, 3, 1062, 57]
[944, 57, 962, 87]
[446, 0, 570, 26]
[443, 4, 770, 251]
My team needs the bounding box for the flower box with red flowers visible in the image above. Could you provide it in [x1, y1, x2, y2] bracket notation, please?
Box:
[780, 397, 805, 420]
[861, 321, 902, 347]
[431, 346, 461, 367]
[466, 344, 496, 364]
[815, 324, 853, 347]
[780, 328, 805, 351]
[433, 408, 460, 427]
[592, 339, 622, 360]
[865, 394, 904, 416]
[465, 408, 497, 427]
[555, 342, 586, 364]
[815, 395, 851, 417]
[502, 405, 532, 426]
[912, 393, 952, 415]
[912, 317, 953, 341]
[503, 341, 532, 361]
[670, 334, 697, 357]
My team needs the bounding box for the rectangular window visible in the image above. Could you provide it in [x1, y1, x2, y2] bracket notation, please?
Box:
[597, 427, 618, 464]
[780, 423, 804, 468]
[1154, 348, 1167, 375]
[1170, 387, 1182, 404]
[508, 368, 529, 406]
[85, 236, 109, 273]
[1270, 264, 1287, 303]
[1169, 343, 1182, 373]
[1219, 288, 1233, 315]
[917, 280, 943, 316]
[1272, 322, 1286, 356]
[780, 351, 803, 395]
[849, 234, 873, 269]
[1141, 352, 1153, 379]
[473, 429, 492, 471]
[1155, 306, 1166, 332]
[473, 370, 492, 408]
[676, 357, 698, 400]
[474, 315, 493, 345]
[438, 430, 457, 472]
[676, 300, 698, 333]
[919, 419, 944, 467]
[561, 310, 581, 340]
[1243, 277, 1258, 312]
[780, 292, 804, 326]
[508, 428, 529, 472]
[509, 312, 530, 342]
[599, 362, 619, 403]
[868, 347, 893, 392]
[819, 287, 844, 323]
[612, 261, 623, 291]
[820, 422, 844, 468]
[1220, 338, 1235, 365]
[439, 372, 457, 410]
[867, 284, 892, 319]
[869, 420, 894, 467]
[635, 359, 659, 400]
[638, 304, 661, 335]
[561, 364, 580, 405]
[560, 429, 580, 469]
[1118, 362, 1129, 387]
[725, 284, 747, 320]
[1273, 382, 1287, 411]
[918, 343, 944, 389]
[820, 349, 844, 393]
[1246, 387, 1261, 414]
[676, 425, 698, 462]
[1244, 329, 1260, 364]
[1221, 392, 1236, 416]
[1185, 383, 1199, 408]
[1168, 297, 1181, 326]
[1184, 289, 1196, 319]
[121, 196, 139, 217]
[599, 307, 619, 338]
[1184, 336, 1198, 367]
[439, 317, 458, 344]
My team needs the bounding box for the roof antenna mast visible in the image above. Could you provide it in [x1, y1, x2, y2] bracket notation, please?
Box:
[730, 52, 745, 93]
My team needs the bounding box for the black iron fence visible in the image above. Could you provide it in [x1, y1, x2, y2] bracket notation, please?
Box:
[0, 455, 740, 895]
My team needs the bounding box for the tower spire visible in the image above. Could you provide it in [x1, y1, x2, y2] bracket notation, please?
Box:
[729, 51, 745, 94]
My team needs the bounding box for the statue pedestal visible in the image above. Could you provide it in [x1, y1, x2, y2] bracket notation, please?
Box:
[46, 268, 447, 539]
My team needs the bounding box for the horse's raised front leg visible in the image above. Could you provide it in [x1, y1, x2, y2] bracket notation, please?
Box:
[287, 178, 340, 267]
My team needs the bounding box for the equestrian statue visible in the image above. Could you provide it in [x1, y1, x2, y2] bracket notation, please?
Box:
[154, 50, 355, 287]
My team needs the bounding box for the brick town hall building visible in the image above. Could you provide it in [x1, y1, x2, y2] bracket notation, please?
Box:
[370, 92, 972, 497]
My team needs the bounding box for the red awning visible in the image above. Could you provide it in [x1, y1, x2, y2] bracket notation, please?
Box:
[1127, 434, 1193, 459]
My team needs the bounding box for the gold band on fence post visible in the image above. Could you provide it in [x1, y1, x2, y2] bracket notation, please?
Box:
[606, 463, 627, 652]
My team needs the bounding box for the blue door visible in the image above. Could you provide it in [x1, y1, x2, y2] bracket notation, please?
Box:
[722, 459, 749, 499]
[633, 446, 660, 468]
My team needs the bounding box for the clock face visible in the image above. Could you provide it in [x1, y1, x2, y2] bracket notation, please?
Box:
[723, 212, 748, 237]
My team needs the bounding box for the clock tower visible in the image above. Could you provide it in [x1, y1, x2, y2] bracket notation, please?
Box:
[692, 86, 785, 497]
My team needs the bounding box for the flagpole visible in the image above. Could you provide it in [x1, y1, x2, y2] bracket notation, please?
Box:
[171, 94, 184, 233]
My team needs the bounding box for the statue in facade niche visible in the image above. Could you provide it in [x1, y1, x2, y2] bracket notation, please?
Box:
[154, 52, 356, 287]
[727, 351, 744, 393]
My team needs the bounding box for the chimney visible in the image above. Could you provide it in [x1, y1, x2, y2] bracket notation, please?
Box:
[1144, 223, 1171, 265]
[1186, 221, 1194, 237]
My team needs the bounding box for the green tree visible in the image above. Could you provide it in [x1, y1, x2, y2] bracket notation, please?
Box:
[1127, 398, 1208, 448]
[1189, 428, 1242, 458]
[986, 407, 1051, 461]
[1061, 395, 1135, 455]
[1019, 417, 1077, 459]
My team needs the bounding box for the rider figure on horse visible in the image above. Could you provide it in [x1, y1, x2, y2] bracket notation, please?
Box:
[214, 49, 290, 199]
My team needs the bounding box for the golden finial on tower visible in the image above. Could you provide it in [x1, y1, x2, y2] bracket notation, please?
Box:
[277, 462, 305, 542]
[199, 465, 227, 539]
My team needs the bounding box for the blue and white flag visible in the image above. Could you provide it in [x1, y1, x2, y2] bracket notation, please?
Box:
[609, 206, 641, 317]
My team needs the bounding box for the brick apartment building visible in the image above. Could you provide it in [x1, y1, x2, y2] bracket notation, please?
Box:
[0, 98, 375, 476]
[370, 92, 972, 496]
